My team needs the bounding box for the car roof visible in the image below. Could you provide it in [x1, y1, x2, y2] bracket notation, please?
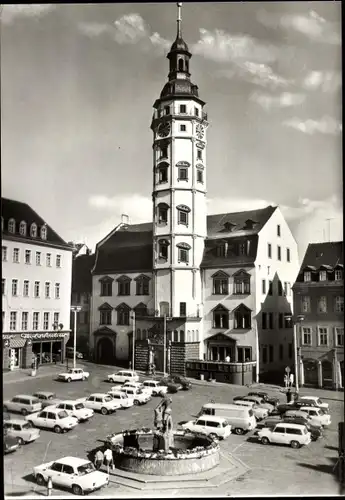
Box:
[33, 391, 55, 397]
[300, 406, 319, 411]
[300, 396, 317, 400]
[6, 418, 29, 425]
[53, 457, 90, 466]
[274, 422, 307, 429]
[196, 415, 228, 422]
[143, 380, 159, 383]
[88, 393, 109, 397]
[118, 370, 137, 374]
[12, 394, 35, 399]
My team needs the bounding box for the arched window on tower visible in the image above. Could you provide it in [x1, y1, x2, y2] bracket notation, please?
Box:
[178, 58, 184, 71]
[158, 239, 170, 260]
[157, 203, 169, 224]
[157, 162, 168, 183]
[186, 60, 189, 72]
[176, 205, 191, 226]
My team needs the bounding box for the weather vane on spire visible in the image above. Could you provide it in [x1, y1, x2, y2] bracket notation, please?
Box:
[177, 2, 182, 38]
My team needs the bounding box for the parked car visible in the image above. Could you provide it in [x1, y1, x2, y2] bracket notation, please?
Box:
[107, 390, 134, 408]
[4, 432, 20, 454]
[57, 368, 90, 383]
[66, 347, 84, 359]
[121, 381, 151, 395]
[52, 401, 94, 422]
[25, 408, 78, 433]
[160, 375, 192, 391]
[3, 395, 42, 416]
[255, 415, 323, 441]
[276, 399, 322, 415]
[182, 416, 232, 440]
[298, 406, 331, 427]
[81, 393, 120, 415]
[298, 396, 329, 411]
[257, 423, 311, 448]
[4, 411, 11, 421]
[33, 392, 62, 409]
[240, 396, 275, 414]
[119, 387, 151, 405]
[247, 392, 280, 407]
[33, 457, 109, 495]
[4, 418, 41, 444]
[107, 370, 139, 384]
[233, 400, 269, 421]
[142, 380, 168, 396]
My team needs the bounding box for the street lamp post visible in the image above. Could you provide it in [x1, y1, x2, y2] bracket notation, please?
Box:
[71, 306, 82, 369]
[131, 311, 136, 371]
[286, 314, 304, 393]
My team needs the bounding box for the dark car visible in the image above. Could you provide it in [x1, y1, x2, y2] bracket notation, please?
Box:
[159, 376, 192, 393]
[276, 400, 319, 415]
[169, 375, 192, 390]
[247, 392, 280, 407]
[4, 432, 20, 454]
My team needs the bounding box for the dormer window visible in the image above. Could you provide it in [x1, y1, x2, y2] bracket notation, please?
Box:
[304, 271, 311, 282]
[335, 270, 343, 281]
[177, 205, 190, 226]
[157, 203, 169, 224]
[30, 223, 37, 238]
[40, 225, 47, 240]
[8, 218, 15, 233]
[19, 221, 27, 236]
[319, 270, 327, 282]
[244, 219, 257, 230]
[216, 244, 226, 257]
[238, 242, 246, 256]
[157, 163, 168, 183]
[224, 222, 236, 232]
[158, 239, 170, 260]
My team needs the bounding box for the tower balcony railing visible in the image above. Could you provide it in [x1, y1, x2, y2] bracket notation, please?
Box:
[154, 108, 208, 122]
[135, 308, 201, 320]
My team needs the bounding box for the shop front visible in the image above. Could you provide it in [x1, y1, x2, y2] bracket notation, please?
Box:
[2, 331, 70, 370]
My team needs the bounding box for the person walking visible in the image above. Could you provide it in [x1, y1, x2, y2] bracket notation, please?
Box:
[94, 449, 104, 470]
[286, 388, 293, 403]
[104, 447, 114, 473]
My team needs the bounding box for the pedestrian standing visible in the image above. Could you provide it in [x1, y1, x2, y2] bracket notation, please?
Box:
[289, 373, 294, 388]
[225, 355, 230, 363]
[286, 388, 292, 403]
[94, 449, 104, 470]
[284, 374, 289, 388]
[104, 447, 114, 474]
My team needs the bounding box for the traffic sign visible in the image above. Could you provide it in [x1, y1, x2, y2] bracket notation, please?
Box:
[285, 366, 291, 374]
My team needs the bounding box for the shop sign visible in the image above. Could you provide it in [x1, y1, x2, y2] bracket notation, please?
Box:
[21, 332, 68, 340]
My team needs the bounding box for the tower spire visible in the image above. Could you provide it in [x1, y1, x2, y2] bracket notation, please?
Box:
[177, 2, 182, 38]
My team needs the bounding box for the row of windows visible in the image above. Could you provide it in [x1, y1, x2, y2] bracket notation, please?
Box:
[261, 312, 294, 330]
[301, 327, 344, 347]
[300, 295, 344, 313]
[100, 277, 150, 297]
[207, 346, 252, 363]
[267, 243, 291, 262]
[2, 279, 60, 299]
[157, 164, 204, 184]
[303, 270, 343, 282]
[215, 241, 251, 258]
[156, 104, 200, 118]
[261, 279, 292, 297]
[2, 246, 61, 267]
[261, 343, 293, 364]
[5, 311, 60, 331]
[157, 145, 203, 162]
[2, 218, 47, 240]
[158, 241, 190, 263]
[135, 329, 198, 342]
[212, 304, 251, 330]
[157, 204, 192, 226]
[213, 276, 250, 295]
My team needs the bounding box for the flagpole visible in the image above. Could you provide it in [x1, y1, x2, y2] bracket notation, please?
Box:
[132, 311, 136, 370]
[163, 314, 167, 376]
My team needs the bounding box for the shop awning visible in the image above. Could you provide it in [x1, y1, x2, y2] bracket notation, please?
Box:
[9, 337, 26, 348]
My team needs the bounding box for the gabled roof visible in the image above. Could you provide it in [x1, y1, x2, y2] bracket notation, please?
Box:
[300, 242, 343, 272]
[1, 197, 71, 249]
[72, 254, 96, 293]
[93, 206, 276, 274]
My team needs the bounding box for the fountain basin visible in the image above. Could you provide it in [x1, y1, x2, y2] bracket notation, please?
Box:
[107, 429, 220, 476]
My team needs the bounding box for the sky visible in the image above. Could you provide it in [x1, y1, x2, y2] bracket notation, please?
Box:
[1, 2, 342, 260]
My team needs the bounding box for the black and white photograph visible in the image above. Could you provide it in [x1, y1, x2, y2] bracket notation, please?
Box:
[1, 1, 343, 497]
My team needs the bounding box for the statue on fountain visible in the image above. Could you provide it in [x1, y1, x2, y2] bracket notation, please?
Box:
[153, 395, 174, 452]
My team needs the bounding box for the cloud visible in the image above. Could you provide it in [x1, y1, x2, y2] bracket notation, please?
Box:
[250, 91, 305, 110]
[78, 13, 171, 53]
[302, 70, 342, 92]
[258, 9, 341, 45]
[207, 197, 276, 216]
[89, 193, 152, 220]
[1, 4, 55, 24]
[283, 116, 342, 135]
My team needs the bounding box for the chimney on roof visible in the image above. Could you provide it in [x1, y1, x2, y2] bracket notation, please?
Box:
[224, 221, 236, 232]
[121, 214, 129, 225]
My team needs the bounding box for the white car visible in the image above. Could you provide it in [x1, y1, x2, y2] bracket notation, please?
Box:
[119, 387, 151, 405]
[51, 401, 94, 422]
[299, 406, 331, 427]
[107, 370, 139, 384]
[81, 393, 121, 415]
[299, 396, 329, 411]
[121, 381, 151, 395]
[142, 380, 168, 396]
[57, 368, 90, 383]
[233, 400, 269, 421]
[182, 416, 231, 440]
[107, 389, 134, 408]
[25, 408, 78, 433]
[257, 423, 311, 448]
[33, 457, 109, 495]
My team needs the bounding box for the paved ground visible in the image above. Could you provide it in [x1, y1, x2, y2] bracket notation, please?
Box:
[3, 362, 344, 497]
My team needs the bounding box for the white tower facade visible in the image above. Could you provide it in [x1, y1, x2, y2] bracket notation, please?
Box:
[151, 3, 208, 319]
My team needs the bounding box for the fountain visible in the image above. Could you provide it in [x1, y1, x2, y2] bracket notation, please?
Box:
[107, 395, 220, 476]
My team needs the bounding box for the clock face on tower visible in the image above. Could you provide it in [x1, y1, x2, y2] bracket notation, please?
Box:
[158, 122, 171, 138]
[195, 124, 205, 139]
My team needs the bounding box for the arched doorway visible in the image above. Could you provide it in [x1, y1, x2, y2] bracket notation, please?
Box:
[96, 337, 115, 365]
[322, 360, 333, 388]
[303, 359, 318, 386]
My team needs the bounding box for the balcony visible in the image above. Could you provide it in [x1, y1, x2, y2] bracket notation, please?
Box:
[153, 108, 208, 124]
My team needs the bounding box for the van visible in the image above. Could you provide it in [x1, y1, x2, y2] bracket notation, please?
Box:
[198, 403, 257, 435]
[3, 395, 42, 416]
